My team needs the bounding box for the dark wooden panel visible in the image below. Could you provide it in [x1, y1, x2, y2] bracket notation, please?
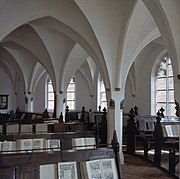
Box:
[16, 164, 39, 179]
[0, 149, 114, 167]
[0, 166, 15, 179]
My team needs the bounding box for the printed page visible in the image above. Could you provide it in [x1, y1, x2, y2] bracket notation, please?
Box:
[84, 137, 96, 149]
[86, 159, 102, 179]
[16, 139, 32, 153]
[20, 124, 33, 134]
[165, 125, 173, 137]
[40, 164, 58, 179]
[32, 138, 45, 152]
[100, 158, 118, 179]
[58, 161, 78, 179]
[147, 121, 155, 131]
[162, 125, 168, 137]
[46, 139, 61, 151]
[171, 125, 179, 137]
[6, 124, 19, 134]
[72, 138, 85, 150]
[36, 123, 48, 134]
[2, 141, 16, 154]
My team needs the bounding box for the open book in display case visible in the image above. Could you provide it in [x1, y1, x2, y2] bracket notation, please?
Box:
[0, 130, 121, 179]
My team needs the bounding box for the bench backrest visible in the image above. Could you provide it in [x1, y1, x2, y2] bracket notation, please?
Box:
[135, 116, 156, 132]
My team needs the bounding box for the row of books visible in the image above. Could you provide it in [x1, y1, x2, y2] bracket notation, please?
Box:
[40, 158, 118, 179]
[72, 137, 96, 150]
[0, 123, 50, 134]
[0, 137, 96, 153]
[0, 138, 61, 153]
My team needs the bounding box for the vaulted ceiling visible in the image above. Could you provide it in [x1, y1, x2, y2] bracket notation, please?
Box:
[0, 0, 180, 98]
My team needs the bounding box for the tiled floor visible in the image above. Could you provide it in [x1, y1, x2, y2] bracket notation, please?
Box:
[122, 153, 177, 179]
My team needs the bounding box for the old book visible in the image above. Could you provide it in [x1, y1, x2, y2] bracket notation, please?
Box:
[16, 138, 45, 152]
[46, 139, 61, 151]
[16, 139, 33, 153]
[6, 124, 19, 134]
[80, 158, 118, 179]
[84, 138, 96, 149]
[72, 137, 96, 150]
[40, 164, 58, 179]
[162, 125, 168, 137]
[20, 124, 33, 134]
[32, 138, 45, 152]
[171, 125, 179, 137]
[165, 125, 173, 137]
[36, 123, 48, 134]
[1, 141, 16, 154]
[58, 161, 78, 179]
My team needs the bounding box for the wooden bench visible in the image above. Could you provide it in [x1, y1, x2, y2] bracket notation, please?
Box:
[161, 123, 179, 173]
[134, 115, 156, 157]
[145, 113, 179, 174]
[126, 109, 179, 176]
[0, 131, 96, 151]
[0, 130, 121, 179]
[65, 106, 107, 145]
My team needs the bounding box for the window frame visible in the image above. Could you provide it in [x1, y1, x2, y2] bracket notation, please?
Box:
[155, 56, 175, 116]
[47, 78, 54, 111]
[97, 76, 107, 110]
[66, 77, 76, 110]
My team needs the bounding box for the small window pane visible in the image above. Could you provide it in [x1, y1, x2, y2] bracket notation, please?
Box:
[168, 64, 173, 76]
[156, 91, 166, 102]
[168, 104, 176, 116]
[101, 84, 105, 92]
[67, 93, 75, 100]
[48, 101, 54, 110]
[67, 101, 75, 110]
[156, 103, 167, 115]
[67, 84, 75, 91]
[48, 85, 53, 92]
[48, 93, 54, 100]
[101, 93, 107, 101]
[168, 90, 174, 102]
[156, 78, 166, 90]
[101, 102, 107, 110]
[168, 77, 174, 89]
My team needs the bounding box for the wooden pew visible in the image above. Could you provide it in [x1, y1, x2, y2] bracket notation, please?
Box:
[161, 123, 179, 174]
[0, 130, 122, 179]
[0, 131, 96, 151]
[135, 115, 156, 157]
[146, 112, 179, 175]
[64, 106, 107, 145]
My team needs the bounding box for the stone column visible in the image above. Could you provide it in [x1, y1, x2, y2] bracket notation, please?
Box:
[107, 91, 124, 164]
[54, 92, 66, 118]
[24, 93, 34, 112]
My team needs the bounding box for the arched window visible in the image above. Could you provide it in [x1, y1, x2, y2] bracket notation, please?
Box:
[98, 77, 107, 110]
[155, 56, 175, 116]
[47, 78, 54, 111]
[66, 77, 76, 110]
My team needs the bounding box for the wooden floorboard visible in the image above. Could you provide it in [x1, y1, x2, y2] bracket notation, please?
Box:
[122, 153, 177, 179]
